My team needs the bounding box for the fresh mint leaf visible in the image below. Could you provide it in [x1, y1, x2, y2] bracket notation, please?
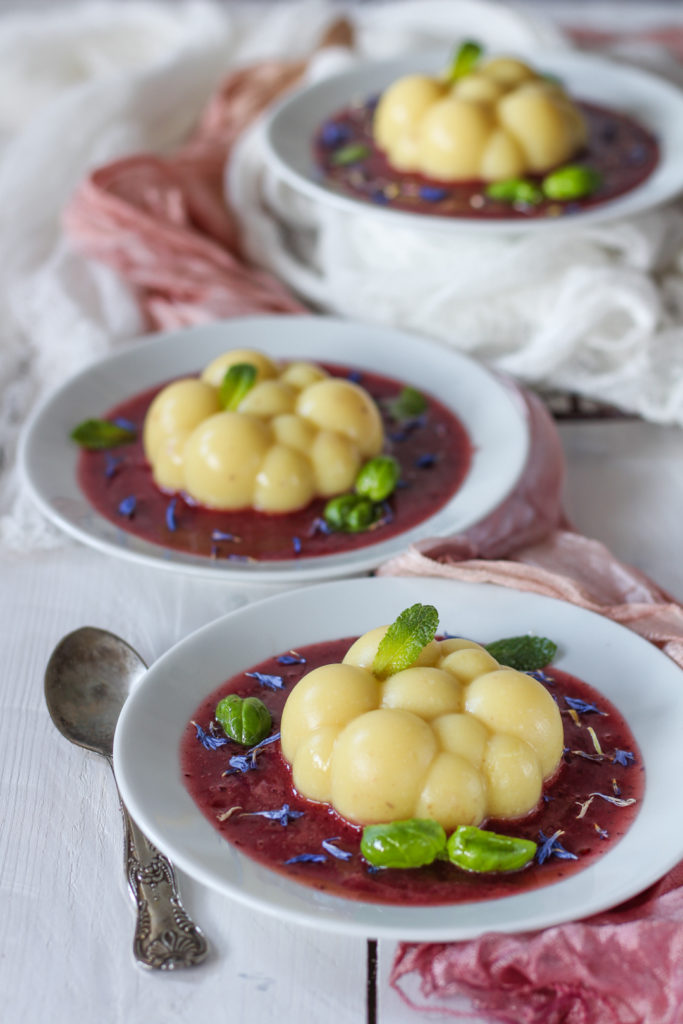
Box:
[330, 143, 370, 167]
[485, 635, 557, 671]
[386, 387, 428, 422]
[446, 40, 483, 82]
[70, 418, 137, 450]
[220, 363, 257, 410]
[372, 603, 439, 679]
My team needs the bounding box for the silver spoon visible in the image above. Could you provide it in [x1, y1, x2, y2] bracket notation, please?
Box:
[44, 626, 209, 970]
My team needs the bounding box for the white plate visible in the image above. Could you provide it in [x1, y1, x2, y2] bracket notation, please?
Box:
[19, 315, 528, 583]
[264, 49, 683, 233]
[113, 576, 683, 941]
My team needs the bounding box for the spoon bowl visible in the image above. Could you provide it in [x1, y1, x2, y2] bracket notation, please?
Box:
[45, 626, 208, 970]
[45, 627, 145, 756]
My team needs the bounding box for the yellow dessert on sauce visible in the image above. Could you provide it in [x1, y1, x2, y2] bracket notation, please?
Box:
[281, 627, 563, 831]
[142, 349, 384, 513]
[373, 53, 587, 182]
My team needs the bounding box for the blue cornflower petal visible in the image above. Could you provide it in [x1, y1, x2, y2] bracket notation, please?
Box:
[211, 529, 238, 542]
[564, 697, 607, 715]
[165, 497, 178, 532]
[284, 853, 327, 865]
[192, 721, 228, 751]
[419, 186, 449, 202]
[536, 830, 578, 865]
[245, 803, 304, 826]
[104, 455, 121, 479]
[320, 122, 350, 147]
[245, 671, 285, 691]
[112, 417, 137, 433]
[277, 652, 306, 665]
[321, 838, 352, 861]
[612, 749, 635, 767]
[117, 495, 137, 517]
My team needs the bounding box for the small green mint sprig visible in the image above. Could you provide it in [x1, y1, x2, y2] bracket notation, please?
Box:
[485, 635, 557, 672]
[70, 419, 137, 450]
[372, 603, 439, 679]
[220, 363, 257, 410]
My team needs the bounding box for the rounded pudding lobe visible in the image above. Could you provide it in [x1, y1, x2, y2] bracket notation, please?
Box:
[415, 752, 487, 831]
[271, 414, 317, 455]
[483, 733, 543, 818]
[182, 412, 272, 509]
[374, 74, 446, 169]
[431, 713, 490, 768]
[280, 361, 329, 390]
[253, 443, 315, 513]
[238, 380, 297, 418]
[310, 431, 362, 496]
[465, 668, 564, 778]
[480, 129, 526, 181]
[451, 73, 504, 104]
[497, 82, 587, 173]
[200, 348, 278, 388]
[380, 666, 463, 720]
[296, 379, 383, 458]
[143, 378, 221, 469]
[439, 646, 500, 683]
[290, 726, 338, 803]
[280, 663, 380, 764]
[478, 57, 537, 89]
[417, 98, 494, 180]
[330, 708, 437, 823]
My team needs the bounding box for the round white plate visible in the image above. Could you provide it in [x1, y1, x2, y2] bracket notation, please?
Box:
[19, 315, 528, 583]
[264, 49, 683, 233]
[114, 576, 683, 941]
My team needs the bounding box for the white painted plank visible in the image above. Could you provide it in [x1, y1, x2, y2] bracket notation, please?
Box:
[0, 548, 366, 1024]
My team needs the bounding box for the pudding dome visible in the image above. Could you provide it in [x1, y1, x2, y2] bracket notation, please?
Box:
[281, 629, 564, 831]
[373, 56, 587, 182]
[142, 349, 384, 513]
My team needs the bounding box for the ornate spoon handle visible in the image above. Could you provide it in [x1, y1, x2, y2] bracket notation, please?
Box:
[110, 763, 209, 969]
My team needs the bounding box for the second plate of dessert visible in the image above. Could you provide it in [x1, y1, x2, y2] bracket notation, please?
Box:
[20, 315, 528, 582]
[264, 48, 683, 231]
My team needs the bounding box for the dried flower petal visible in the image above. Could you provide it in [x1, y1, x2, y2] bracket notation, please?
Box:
[588, 792, 636, 808]
[243, 803, 304, 827]
[166, 497, 178, 532]
[536, 829, 578, 865]
[245, 671, 285, 691]
[192, 721, 229, 751]
[612, 749, 635, 767]
[321, 838, 353, 861]
[564, 697, 607, 715]
[117, 495, 137, 518]
[283, 853, 327, 865]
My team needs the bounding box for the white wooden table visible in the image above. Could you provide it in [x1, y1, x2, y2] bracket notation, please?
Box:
[2, 414, 682, 1024]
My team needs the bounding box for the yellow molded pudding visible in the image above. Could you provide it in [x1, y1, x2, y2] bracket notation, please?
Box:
[142, 349, 384, 513]
[281, 628, 564, 829]
[373, 55, 587, 182]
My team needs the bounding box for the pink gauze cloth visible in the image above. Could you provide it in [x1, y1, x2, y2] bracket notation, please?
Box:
[61, 40, 683, 1024]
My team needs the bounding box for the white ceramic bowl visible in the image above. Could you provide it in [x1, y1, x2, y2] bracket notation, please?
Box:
[113, 577, 683, 940]
[20, 315, 528, 582]
[264, 49, 683, 233]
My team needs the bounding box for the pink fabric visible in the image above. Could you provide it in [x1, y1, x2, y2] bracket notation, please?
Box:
[63, 59, 309, 329]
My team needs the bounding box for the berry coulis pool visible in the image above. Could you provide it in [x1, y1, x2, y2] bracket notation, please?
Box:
[314, 101, 659, 221]
[77, 363, 472, 562]
[181, 636, 643, 906]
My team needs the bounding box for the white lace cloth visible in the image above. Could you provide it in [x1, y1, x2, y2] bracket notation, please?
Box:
[0, 0, 682, 556]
